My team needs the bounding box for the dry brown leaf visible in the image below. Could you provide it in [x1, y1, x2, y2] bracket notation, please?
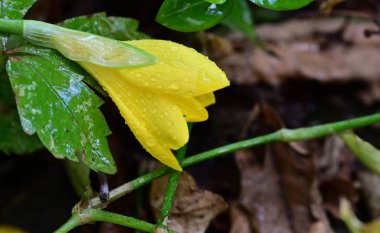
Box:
[358, 171, 380, 218]
[150, 171, 228, 233]
[229, 203, 251, 233]
[233, 103, 334, 233]
[207, 18, 380, 103]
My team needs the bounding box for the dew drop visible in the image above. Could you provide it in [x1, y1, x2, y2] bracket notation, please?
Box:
[169, 84, 179, 90]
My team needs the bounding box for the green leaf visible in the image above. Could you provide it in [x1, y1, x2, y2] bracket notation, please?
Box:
[203, 0, 226, 4]
[6, 45, 116, 174]
[340, 131, 380, 176]
[249, 0, 313, 11]
[61, 12, 149, 40]
[0, 108, 43, 154]
[0, 70, 43, 154]
[0, 0, 36, 19]
[156, 0, 235, 32]
[222, 0, 255, 41]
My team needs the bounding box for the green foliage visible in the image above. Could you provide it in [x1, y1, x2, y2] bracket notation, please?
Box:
[0, 71, 43, 154]
[203, 0, 227, 4]
[0, 108, 43, 154]
[6, 45, 116, 174]
[156, 0, 234, 32]
[249, 0, 313, 11]
[0, 0, 36, 19]
[222, 0, 255, 41]
[0, 0, 43, 155]
[62, 12, 149, 40]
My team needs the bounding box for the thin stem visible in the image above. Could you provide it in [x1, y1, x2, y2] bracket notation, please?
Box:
[0, 19, 23, 35]
[88, 113, 380, 209]
[54, 214, 81, 233]
[54, 209, 177, 233]
[157, 124, 192, 228]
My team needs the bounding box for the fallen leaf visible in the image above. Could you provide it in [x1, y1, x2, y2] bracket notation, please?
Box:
[234, 103, 334, 233]
[206, 18, 380, 103]
[150, 171, 228, 233]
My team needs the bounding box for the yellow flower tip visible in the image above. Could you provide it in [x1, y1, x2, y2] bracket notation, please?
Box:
[124, 39, 230, 97]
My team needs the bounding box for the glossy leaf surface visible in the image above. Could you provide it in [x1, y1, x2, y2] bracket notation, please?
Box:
[249, 0, 313, 11]
[203, 0, 226, 4]
[6, 46, 116, 174]
[62, 12, 149, 40]
[156, 0, 234, 32]
[0, 71, 43, 154]
[0, 0, 36, 19]
[222, 0, 255, 40]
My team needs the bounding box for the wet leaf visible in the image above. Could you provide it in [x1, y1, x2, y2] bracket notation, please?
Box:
[6, 45, 116, 174]
[61, 12, 149, 40]
[222, 0, 255, 41]
[0, 108, 43, 154]
[249, 0, 313, 11]
[150, 171, 227, 233]
[156, 0, 234, 32]
[203, 0, 226, 3]
[0, 0, 36, 19]
[0, 71, 42, 154]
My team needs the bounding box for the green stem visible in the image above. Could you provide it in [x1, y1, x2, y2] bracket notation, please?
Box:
[157, 124, 192, 228]
[88, 113, 380, 209]
[0, 19, 23, 35]
[54, 209, 177, 233]
[54, 214, 81, 233]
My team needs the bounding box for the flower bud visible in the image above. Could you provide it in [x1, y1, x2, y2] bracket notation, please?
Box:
[23, 20, 156, 67]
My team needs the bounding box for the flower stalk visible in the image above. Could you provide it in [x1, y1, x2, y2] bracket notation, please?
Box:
[157, 124, 192, 229]
[54, 209, 177, 233]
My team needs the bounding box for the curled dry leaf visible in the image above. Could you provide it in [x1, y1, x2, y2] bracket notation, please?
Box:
[150, 171, 228, 233]
[233, 103, 334, 233]
[206, 18, 380, 103]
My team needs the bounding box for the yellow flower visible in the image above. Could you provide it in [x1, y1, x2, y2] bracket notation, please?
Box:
[79, 40, 229, 171]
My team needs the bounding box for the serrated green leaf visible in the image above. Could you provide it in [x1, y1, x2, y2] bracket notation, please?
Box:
[61, 12, 149, 40]
[156, 0, 235, 32]
[249, 0, 313, 11]
[203, 0, 226, 4]
[6, 45, 116, 174]
[0, 108, 43, 154]
[0, 70, 42, 154]
[222, 0, 255, 41]
[0, 0, 36, 19]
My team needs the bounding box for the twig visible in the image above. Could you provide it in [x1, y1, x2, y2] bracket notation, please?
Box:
[54, 209, 177, 233]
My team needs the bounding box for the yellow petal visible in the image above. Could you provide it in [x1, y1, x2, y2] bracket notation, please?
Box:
[196, 93, 216, 107]
[0, 225, 26, 233]
[116, 40, 229, 97]
[167, 95, 208, 122]
[80, 62, 186, 170]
